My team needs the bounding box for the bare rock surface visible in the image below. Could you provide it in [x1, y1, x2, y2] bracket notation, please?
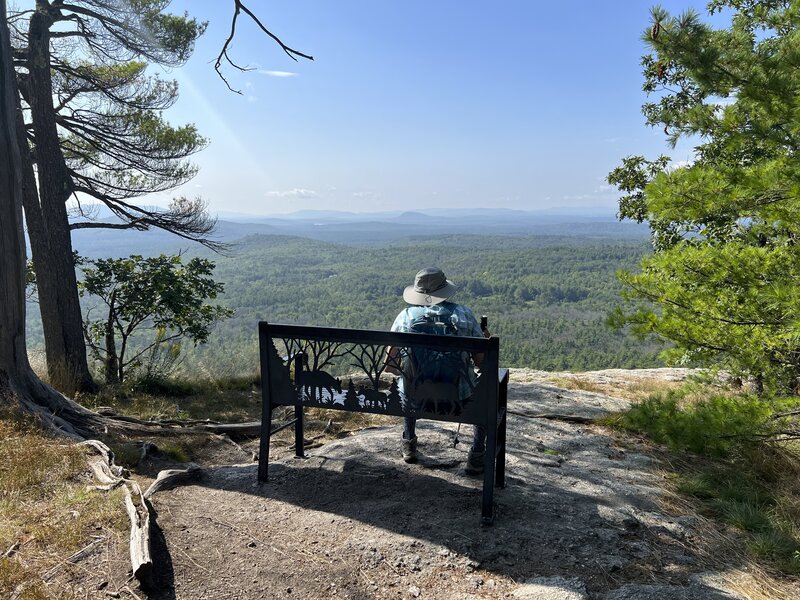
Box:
[148, 369, 750, 599]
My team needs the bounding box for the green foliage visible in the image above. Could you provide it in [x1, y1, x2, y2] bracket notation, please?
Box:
[608, 0, 800, 394]
[171, 234, 665, 376]
[616, 390, 772, 456]
[127, 373, 199, 398]
[612, 387, 800, 575]
[79, 254, 233, 383]
[159, 444, 190, 463]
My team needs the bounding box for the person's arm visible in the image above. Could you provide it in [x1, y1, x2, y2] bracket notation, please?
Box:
[469, 313, 491, 369]
[385, 310, 408, 375]
[384, 345, 403, 375]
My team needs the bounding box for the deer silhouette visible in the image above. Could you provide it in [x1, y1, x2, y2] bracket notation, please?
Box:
[302, 370, 342, 403]
[409, 380, 460, 416]
[360, 387, 388, 410]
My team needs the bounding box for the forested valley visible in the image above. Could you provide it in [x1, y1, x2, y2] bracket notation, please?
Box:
[24, 231, 664, 380]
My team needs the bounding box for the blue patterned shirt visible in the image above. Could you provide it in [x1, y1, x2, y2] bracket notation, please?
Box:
[390, 301, 483, 400]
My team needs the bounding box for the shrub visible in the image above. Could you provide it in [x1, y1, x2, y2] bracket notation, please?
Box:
[617, 390, 772, 457]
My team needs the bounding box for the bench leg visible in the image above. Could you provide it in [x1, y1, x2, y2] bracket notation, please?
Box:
[496, 373, 508, 488]
[482, 400, 498, 525]
[293, 353, 305, 458]
[496, 415, 507, 489]
[481, 476, 495, 525]
[258, 397, 273, 482]
[295, 403, 305, 458]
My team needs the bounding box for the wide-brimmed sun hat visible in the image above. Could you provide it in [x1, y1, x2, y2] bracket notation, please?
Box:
[403, 267, 457, 306]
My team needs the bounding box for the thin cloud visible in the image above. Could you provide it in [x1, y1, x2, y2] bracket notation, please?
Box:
[667, 159, 694, 172]
[264, 188, 318, 199]
[258, 70, 298, 78]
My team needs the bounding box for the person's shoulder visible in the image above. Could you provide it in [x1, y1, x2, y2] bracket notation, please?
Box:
[392, 305, 421, 331]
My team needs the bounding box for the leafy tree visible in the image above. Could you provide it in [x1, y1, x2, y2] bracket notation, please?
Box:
[80, 255, 233, 384]
[608, 1, 800, 393]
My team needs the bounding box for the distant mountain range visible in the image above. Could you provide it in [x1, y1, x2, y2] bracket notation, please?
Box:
[217, 206, 619, 223]
[68, 207, 650, 258]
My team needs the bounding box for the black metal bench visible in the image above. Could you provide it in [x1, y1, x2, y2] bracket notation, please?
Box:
[257, 322, 509, 525]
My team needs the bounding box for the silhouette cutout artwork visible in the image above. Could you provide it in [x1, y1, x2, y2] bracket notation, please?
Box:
[265, 337, 483, 422]
[302, 370, 342, 402]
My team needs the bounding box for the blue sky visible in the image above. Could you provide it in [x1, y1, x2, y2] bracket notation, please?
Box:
[154, 0, 713, 216]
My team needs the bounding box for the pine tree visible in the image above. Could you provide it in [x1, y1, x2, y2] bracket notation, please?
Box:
[344, 379, 361, 410]
[9, 1, 207, 392]
[386, 379, 402, 413]
[608, 1, 800, 393]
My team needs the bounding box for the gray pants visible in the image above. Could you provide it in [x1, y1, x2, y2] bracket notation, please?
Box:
[403, 417, 486, 452]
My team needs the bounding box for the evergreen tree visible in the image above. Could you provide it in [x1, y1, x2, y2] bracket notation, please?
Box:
[344, 379, 361, 410]
[386, 378, 402, 413]
[9, 1, 208, 393]
[0, 1, 310, 436]
[608, 1, 800, 393]
[0, 0, 104, 436]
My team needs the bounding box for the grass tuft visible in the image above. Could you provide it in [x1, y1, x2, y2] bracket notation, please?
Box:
[159, 444, 190, 463]
[0, 410, 126, 597]
[608, 388, 800, 577]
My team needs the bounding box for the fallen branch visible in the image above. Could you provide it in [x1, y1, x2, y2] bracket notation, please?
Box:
[771, 409, 800, 420]
[80, 440, 153, 587]
[94, 408, 262, 438]
[143, 464, 203, 500]
[200, 421, 261, 437]
[123, 481, 152, 586]
[719, 430, 800, 441]
[508, 410, 596, 424]
[42, 536, 106, 581]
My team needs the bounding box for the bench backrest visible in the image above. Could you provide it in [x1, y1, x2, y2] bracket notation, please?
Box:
[258, 322, 500, 426]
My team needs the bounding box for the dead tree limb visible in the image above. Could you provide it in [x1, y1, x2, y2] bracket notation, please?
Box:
[215, 0, 313, 93]
[508, 410, 596, 424]
[143, 464, 203, 500]
[80, 440, 153, 587]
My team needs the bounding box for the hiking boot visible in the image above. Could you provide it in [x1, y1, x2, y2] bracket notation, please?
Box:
[464, 448, 485, 475]
[402, 436, 418, 463]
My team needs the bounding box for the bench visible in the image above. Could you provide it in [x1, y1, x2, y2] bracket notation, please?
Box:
[257, 322, 509, 525]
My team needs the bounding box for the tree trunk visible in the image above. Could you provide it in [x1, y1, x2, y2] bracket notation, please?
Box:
[104, 296, 119, 385]
[0, 1, 27, 388]
[24, 2, 96, 394]
[0, 1, 101, 438]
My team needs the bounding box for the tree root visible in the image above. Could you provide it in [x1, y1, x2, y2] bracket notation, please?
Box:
[81, 440, 205, 590]
[508, 410, 596, 424]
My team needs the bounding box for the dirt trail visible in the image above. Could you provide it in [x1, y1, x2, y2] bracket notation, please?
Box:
[140, 369, 753, 599]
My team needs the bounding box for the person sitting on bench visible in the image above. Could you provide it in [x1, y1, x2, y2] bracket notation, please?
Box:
[384, 267, 491, 473]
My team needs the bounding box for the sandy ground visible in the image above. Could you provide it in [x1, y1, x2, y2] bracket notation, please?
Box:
[57, 368, 793, 599]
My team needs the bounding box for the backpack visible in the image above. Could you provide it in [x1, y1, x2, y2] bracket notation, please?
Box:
[403, 304, 468, 388]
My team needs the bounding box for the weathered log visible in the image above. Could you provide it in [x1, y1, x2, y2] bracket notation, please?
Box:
[124, 481, 152, 586]
[80, 439, 126, 487]
[80, 440, 153, 586]
[143, 464, 203, 499]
